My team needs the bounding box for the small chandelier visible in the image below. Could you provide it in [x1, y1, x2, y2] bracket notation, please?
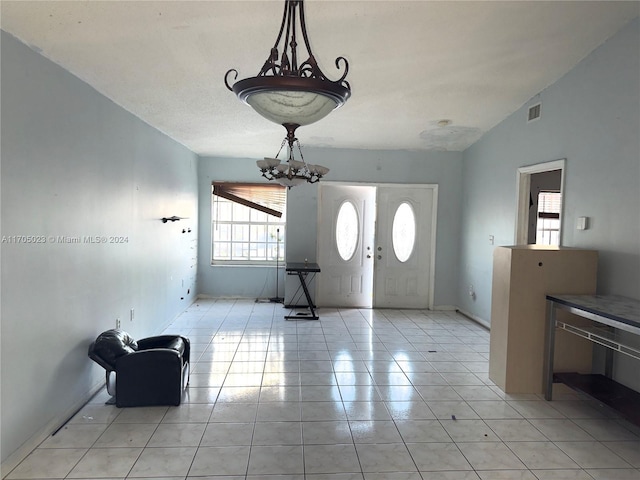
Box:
[257, 125, 329, 188]
[224, 0, 351, 137]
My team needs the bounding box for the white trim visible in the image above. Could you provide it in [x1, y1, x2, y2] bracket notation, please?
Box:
[515, 159, 566, 245]
[432, 305, 458, 311]
[428, 185, 439, 310]
[322, 180, 438, 190]
[456, 308, 491, 330]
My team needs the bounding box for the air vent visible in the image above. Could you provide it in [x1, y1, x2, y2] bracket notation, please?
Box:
[528, 103, 541, 122]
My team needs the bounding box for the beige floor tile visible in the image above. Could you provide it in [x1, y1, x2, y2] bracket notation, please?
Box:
[302, 421, 354, 445]
[147, 423, 206, 447]
[200, 422, 254, 446]
[484, 419, 547, 442]
[304, 444, 361, 474]
[506, 441, 578, 470]
[356, 443, 417, 473]
[94, 423, 157, 447]
[527, 419, 594, 441]
[457, 442, 527, 470]
[555, 441, 633, 469]
[440, 419, 500, 442]
[247, 445, 304, 475]
[39, 424, 107, 448]
[188, 445, 250, 476]
[7, 448, 88, 479]
[602, 441, 640, 467]
[252, 421, 303, 445]
[406, 442, 472, 471]
[128, 446, 196, 477]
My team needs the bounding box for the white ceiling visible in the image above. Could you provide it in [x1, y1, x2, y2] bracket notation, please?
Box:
[2, 1, 638, 158]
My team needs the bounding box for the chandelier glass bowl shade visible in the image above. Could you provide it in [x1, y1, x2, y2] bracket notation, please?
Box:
[224, 0, 351, 129]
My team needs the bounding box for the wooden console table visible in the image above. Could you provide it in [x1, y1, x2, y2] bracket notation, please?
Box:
[544, 294, 640, 424]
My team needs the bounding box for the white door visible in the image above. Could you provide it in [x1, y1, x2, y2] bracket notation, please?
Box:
[317, 184, 376, 307]
[373, 186, 435, 308]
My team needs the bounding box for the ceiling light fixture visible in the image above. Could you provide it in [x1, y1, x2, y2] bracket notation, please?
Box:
[257, 127, 329, 189]
[225, 0, 350, 185]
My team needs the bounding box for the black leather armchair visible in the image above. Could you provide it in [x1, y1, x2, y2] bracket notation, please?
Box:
[88, 329, 190, 407]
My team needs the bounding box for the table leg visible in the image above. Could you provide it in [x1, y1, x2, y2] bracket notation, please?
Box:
[605, 339, 614, 378]
[284, 272, 319, 320]
[544, 299, 557, 401]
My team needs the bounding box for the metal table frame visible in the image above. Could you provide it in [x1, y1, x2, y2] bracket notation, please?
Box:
[284, 262, 320, 320]
[544, 294, 640, 401]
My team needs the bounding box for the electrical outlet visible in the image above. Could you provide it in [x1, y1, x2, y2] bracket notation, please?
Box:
[116, 318, 121, 329]
[468, 285, 476, 300]
[489, 235, 495, 245]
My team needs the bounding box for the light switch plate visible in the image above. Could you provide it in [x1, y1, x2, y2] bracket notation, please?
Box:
[576, 216, 588, 230]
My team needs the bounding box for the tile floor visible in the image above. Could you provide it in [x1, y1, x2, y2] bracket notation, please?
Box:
[6, 299, 640, 480]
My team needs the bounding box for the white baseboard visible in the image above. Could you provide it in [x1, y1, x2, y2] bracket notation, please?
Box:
[1, 381, 104, 479]
[196, 294, 253, 300]
[432, 305, 458, 311]
[456, 308, 490, 330]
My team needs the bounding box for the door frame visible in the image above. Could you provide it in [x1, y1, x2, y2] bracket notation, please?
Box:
[515, 159, 566, 245]
[317, 181, 438, 309]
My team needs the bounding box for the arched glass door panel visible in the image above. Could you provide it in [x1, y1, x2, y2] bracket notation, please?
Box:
[392, 202, 416, 262]
[336, 200, 359, 261]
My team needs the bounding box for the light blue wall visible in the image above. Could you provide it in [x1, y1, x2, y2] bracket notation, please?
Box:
[1, 31, 199, 464]
[458, 18, 639, 387]
[198, 148, 464, 308]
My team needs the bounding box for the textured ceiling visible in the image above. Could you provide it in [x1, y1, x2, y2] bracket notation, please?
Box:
[1, 1, 638, 158]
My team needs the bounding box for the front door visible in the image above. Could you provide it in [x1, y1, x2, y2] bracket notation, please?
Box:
[317, 183, 437, 309]
[316, 184, 376, 308]
[373, 186, 435, 308]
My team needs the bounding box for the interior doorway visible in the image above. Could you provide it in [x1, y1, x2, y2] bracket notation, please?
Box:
[316, 183, 438, 309]
[515, 160, 565, 245]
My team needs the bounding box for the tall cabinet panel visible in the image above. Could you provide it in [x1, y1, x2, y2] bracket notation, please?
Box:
[489, 245, 598, 394]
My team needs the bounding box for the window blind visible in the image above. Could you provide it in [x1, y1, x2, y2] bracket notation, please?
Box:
[538, 191, 561, 219]
[212, 183, 286, 218]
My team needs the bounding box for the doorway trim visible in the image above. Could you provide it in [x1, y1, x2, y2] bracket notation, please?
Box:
[515, 159, 566, 245]
[317, 181, 438, 309]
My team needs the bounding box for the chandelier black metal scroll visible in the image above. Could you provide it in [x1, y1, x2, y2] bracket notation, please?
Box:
[224, 0, 351, 185]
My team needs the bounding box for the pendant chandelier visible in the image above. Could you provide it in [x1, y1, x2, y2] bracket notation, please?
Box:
[257, 124, 329, 188]
[225, 0, 351, 185]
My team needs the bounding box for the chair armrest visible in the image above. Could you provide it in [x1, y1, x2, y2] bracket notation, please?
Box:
[88, 341, 116, 371]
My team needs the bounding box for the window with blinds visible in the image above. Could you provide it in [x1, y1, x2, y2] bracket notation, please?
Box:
[536, 191, 561, 245]
[211, 183, 286, 264]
